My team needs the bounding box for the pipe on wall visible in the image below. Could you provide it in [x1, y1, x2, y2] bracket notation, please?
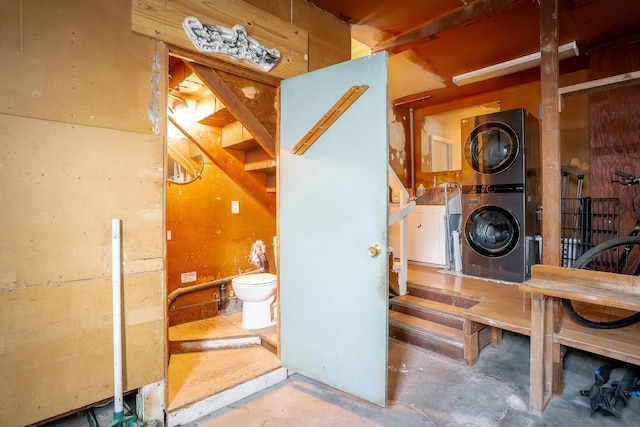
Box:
[167, 268, 266, 307]
[410, 108, 415, 190]
[168, 241, 270, 308]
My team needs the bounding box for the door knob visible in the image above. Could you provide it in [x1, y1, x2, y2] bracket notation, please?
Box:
[368, 244, 382, 257]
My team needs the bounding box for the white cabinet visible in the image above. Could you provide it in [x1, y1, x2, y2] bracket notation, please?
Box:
[409, 205, 447, 265]
[389, 204, 447, 266]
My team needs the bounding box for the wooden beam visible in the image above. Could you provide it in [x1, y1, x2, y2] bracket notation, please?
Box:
[170, 47, 281, 88]
[540, 0, 560, 267]
[188, 63, 276, 158]
[372, 0, 524, 53]
[527, 292, 554, 414]
[131, 0, 309, 79]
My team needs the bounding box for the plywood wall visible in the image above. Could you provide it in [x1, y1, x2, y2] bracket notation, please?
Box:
[227, 0, 351, 71]
[0, 1, 165, 425]
[0, 0, 351, 423]
[588, 38, 640, 235]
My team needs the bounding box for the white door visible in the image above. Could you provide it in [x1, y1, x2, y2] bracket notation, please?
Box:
[279, 52, 389, 405]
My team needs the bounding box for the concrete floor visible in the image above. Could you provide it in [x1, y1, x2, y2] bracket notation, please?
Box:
[47, 332, 639, 427]
[193, 333, 639, 427]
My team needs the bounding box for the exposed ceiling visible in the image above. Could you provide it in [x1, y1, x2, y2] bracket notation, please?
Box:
[308, 0, 640, 109]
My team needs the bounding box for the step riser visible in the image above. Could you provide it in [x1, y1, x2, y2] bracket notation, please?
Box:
[389, 325, 464, 361]
[390, 304, 464, 330]
[261, 338, 277, 356]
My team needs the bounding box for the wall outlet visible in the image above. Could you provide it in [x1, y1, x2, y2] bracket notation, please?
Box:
[231, 200, 240, 214]
[181, 271, 196, 283]
[167, 230, 171, 240]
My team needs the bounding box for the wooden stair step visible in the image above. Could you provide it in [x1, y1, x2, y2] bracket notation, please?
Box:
[167, 346, 285, 426]
[245, 158, 276, 173]
[390, 295, 466, 329]
[244, 147, 276, 173]
[199, 106, 236, 128]
[168, 346, 282, 411]
[222, 120, 260, 151]
[389, 311, 465, 360]
[407, 282, 479, 309]
[390, 311, 464, 341]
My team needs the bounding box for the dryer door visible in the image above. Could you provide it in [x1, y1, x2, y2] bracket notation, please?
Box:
[464, 205, 520, 257]
[463, 122, 519, 175]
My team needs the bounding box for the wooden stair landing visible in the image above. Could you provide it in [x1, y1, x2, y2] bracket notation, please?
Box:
[168, 345, 281, 412]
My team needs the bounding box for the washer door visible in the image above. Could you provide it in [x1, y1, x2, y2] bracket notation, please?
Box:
[464, 205, 520, 257]
[464, 122, 519, 175]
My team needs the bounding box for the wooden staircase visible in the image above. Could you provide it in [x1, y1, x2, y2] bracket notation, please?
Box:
[168, 56, 279, 212]
[389, 281, 493, 364]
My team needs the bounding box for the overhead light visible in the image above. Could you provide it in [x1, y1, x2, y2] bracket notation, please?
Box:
[452, 41, 579, 86]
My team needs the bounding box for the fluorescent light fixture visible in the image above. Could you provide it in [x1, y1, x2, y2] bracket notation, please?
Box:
[452, 41, 579, 86]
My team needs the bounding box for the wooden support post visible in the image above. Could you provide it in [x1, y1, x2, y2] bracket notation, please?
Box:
[463, 321, 480, 366]
[540, 0, 561, 266]
[491, 326, 503, 347]
[552, 343, 566, 394]
[529, 293, 554, 414]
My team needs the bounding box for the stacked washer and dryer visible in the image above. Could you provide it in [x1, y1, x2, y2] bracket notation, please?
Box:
[460, 108, 542, 283]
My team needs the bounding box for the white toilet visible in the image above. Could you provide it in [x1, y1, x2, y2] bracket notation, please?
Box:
[231, 272, 277, 330]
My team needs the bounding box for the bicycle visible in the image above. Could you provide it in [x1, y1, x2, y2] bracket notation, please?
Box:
[562, 170, 640, 329]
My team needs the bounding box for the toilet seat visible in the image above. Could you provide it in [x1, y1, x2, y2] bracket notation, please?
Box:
[232, 272, 276, 286]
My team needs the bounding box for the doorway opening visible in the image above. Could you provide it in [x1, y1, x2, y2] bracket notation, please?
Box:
[164, 53, 283, 422]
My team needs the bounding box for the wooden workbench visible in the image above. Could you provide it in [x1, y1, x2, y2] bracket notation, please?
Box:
[520, 264, 640, 414]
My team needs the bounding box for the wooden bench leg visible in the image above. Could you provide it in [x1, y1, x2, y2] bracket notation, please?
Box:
[553, 343, 566, 394]
[491, 326, 503, 346]
[464, 321, 480, 366]
[528, 293, 554, 415]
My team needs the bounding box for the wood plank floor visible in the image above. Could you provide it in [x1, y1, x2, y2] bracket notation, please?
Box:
[408, 264, 529, 303]
[168, 312, 280, 413]
[168, 346, 281, 411]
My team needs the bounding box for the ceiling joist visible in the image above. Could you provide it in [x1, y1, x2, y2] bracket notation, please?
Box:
[372, 0, 526, 54]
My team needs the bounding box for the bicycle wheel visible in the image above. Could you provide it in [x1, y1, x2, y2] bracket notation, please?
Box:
[562, 236, 640, 329]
